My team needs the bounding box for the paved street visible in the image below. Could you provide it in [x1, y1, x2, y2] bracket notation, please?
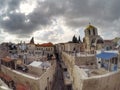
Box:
[52, 61, 66, 90]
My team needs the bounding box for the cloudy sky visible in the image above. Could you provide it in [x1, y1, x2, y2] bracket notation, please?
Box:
[0, 0, 120, 44]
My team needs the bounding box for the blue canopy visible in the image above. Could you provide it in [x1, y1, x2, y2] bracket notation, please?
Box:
[96, 52, 118, 60]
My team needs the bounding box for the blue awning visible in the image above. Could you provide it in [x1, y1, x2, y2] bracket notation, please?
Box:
[96, 52, 118, 60]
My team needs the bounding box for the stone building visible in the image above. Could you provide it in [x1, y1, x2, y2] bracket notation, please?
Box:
[27, 38, 54, 56]
[83, 24, 104, 51]
[104, 40, 114, 50]
[1, 59, 56, 90]
[36, 42, 54, 56]
[18, 37, 54, 62]
[62, 51, 120, 90]
[0, 40, 56, 90]
[64, 42, 83, 53]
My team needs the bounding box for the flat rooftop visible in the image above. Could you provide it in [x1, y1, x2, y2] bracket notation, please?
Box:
[78, 64, 109, 77]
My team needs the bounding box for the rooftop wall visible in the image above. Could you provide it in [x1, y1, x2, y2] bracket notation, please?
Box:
[72, 65, 87, 90]
[1, 65, 39, 90]
[38, 60, 56, 90]
[75, 56, 96, 66]
[27, 65, 45, 76]
[62, 52, 120, 90]
[82, 70, 120, 90]
[1, 60, 56, 90]
[62, 52, 75, 82]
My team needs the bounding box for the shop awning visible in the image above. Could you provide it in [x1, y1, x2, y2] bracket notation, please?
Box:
[96, 52, 118, 60]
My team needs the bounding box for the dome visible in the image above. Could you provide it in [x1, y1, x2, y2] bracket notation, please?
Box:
[85, 24, 97, 31]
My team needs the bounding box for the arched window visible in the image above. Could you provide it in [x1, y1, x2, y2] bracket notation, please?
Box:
[91, 39, 96, 44]
[97, 39, 104, 44]
[83, 38, 86, 43]
[93, 29, 96, 35]
[88, 30, 91, 35]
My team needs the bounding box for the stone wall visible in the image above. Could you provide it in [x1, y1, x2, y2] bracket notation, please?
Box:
[62, 52, 120, 90]
[38, 60, 56, 90]
[1, 60, 56, 90]
[27, 65, 44, 76]
[82, 71, 120, 90]
[75, 56, 96, 66]
[62, 52, 75, 82]
[72, 65, 87, 90]
[1, 65, 39, 90]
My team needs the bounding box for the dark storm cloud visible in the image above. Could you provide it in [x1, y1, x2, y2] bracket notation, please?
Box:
[0, 0, 67, 37]
[0, 0, 120, 39]
[0, 0, 22, 15]
[8, 0, 22, 10]
[63, 0, 120, 28]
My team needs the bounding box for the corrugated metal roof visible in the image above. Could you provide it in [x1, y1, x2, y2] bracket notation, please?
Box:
[96, 52, 118, 60]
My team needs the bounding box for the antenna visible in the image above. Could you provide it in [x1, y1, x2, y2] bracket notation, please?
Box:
[89, 22, 91, 26]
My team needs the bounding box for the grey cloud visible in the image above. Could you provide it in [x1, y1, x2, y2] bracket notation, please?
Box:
[0, 0, 67, 38]
[8, 0, 22, 10]
[64, 0, 120, 27]
[0, 0, 120, 41]
[0, 30, 5, 42]
[35, 31, 55, 42]
[35, 25, 64, 42]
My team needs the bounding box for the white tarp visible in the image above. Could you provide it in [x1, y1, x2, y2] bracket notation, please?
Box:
[29, 61, 42, 67]
[29, 61, 51, 68]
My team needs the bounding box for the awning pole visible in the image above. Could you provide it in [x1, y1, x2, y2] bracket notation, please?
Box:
[108, 59, 110, 71]
[117, 54, 119, 69]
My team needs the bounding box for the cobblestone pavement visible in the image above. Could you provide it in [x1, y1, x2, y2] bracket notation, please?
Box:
[52, 61, 66, 90]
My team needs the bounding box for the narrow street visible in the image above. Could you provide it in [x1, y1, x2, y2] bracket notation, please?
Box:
[52, 61, 66, 90]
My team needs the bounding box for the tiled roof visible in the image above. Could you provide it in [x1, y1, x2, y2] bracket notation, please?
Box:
[16, 83, 29, 90]
[0, 72, 4, 78]
[4, 75, 12, 82]
[0, 72, 12, 82]
[36, 42, 54, 47]
[104, 40, 113, 43]
[2, 57, 13, 62]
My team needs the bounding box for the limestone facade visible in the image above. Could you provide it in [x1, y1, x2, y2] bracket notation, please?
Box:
[1, 60, 56, 90]
[62, 52, 120, 90]
[83, 24, 104, 51]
